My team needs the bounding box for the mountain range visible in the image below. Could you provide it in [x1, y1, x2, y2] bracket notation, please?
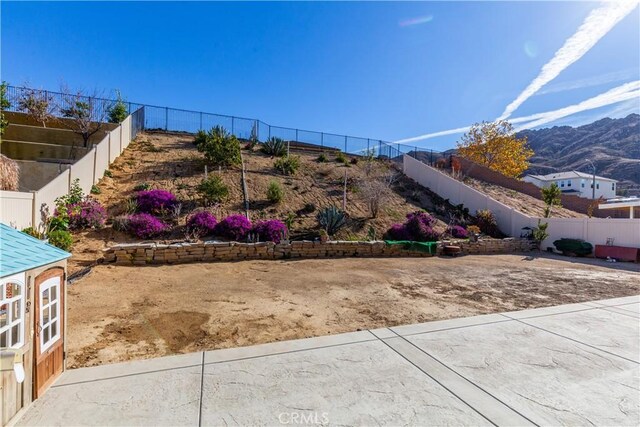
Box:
[518, 113, 640, 196]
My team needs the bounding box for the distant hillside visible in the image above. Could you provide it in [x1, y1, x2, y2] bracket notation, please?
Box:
[518, 113, 640, 196]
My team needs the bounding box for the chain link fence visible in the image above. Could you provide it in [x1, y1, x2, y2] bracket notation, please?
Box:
[3, 85, 446, 164]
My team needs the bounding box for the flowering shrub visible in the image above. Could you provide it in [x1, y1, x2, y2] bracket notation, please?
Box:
[404, 211, 439, 242]
[446, 225, 468, 239]
[216, 214, 252, 241]
[384, 211, 439, 242]
[186, 211, 218, 236]
[385, 223, 410, 240]
[253, 219, 288, 243]
[136, 190, 178, 215]
[127, 213, 168, 239]
[67, 198, 107, 230]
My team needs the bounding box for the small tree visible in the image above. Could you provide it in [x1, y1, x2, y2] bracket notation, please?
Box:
[197, 174, 229, 205]
[532, 220, 549, 250]
[17, 87, 55, 127]
[541, 183, 562, 218]
[107, 90, 128, 124]
[359, 173, 396, 218]
[0, 82, 9, 135]
[60, 87, 108, 155]
[457, 120, 533, 178]
[266, 180, 284, 203]
[195, 126, 241, 167]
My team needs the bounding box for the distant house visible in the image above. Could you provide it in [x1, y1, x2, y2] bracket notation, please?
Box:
[523, 171, 618, 200]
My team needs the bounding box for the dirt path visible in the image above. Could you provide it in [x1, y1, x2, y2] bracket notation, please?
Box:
[66, 254, 639, 368]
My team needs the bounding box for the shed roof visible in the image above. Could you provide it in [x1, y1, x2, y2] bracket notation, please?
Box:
[0, 223, 71, 278]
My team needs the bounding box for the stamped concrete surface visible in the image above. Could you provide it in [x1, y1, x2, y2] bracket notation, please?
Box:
[15, 296, 640, 426]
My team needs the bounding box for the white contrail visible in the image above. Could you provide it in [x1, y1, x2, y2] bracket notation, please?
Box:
[498, 0, 639, 120]
[513, 80, 640, 130]
[393, 80, 640, 145]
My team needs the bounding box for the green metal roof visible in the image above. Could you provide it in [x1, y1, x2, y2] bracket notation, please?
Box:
[0, 223, 71, 278]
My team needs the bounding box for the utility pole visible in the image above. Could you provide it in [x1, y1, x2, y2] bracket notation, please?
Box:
[586, 159, 596, 199]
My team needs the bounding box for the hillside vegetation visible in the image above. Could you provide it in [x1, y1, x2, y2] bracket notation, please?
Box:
[68, 132, 470, 273]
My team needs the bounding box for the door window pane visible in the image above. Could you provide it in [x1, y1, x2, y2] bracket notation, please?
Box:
[43, 306, 50, 325]
[42, 288, 50, 306]
[50, 286, 57, 302]
[0, 330, 6, 347]
[51, 321, 57, 337]
[43, 326, 50, 343]
[0, 304, 7, 328]
[11, 324, 19, 345]
[12, 300, 21, 321]
[9, 283, 20, 298]
[51, 302, 58, 321]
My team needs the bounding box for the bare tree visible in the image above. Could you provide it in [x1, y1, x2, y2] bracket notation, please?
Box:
[359, 172, 398, 218]
[16, 87, 56, 127]
[60, 86, 108, 158]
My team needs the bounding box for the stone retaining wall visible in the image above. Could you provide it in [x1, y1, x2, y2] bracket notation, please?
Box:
[102, 238, 535, 266]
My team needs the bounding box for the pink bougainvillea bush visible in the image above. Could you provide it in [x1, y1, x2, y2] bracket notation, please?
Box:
[136, 189, 178, 215]
[216, 214, 252, 241]
[446, 225, 468, 239]
[127, 213, 169, 239]
[384, 223, 410, 241]
[67, 198, 107, 230]
[252, 219, 288, 243]
[385, 211, 440, 242]
[186, 211, 218, 236]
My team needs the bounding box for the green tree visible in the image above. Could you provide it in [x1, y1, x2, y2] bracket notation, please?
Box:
[0, 82, 9, 135]
[266, 180, 284, 203]
[541, 183, 562, 218]
[197, 174, 229, 205]
[108, 90, 128, 123]
[195, 126, 241, 167]
[532, 220, 549, 250]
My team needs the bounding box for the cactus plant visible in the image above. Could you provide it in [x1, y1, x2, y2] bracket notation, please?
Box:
[261, 137, 287, 157]
[316, 206, 347, 236]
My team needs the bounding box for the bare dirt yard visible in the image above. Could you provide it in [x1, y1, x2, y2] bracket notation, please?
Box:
[66, 254, 639, 369]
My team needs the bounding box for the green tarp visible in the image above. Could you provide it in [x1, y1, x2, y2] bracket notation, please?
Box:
[384, 240, 438, 254]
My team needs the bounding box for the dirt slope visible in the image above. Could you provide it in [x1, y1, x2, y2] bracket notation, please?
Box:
[463, 177, 586, 218]
[68, 132, 458, 273]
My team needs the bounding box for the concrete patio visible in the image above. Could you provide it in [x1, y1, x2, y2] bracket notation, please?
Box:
[14, 295, 640, 426]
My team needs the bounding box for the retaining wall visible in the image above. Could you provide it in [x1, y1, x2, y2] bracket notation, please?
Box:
[102, 238, 535, 266]
[404, 155, 640, 249]
[450, 156, 636, 218]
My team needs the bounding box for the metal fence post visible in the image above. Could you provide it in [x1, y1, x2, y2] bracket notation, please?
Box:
[231, 117, 235, 135]
[268, 125, 271, 139]
[199, 112, 203, 130]
[321, 132, 324, 148]
[344, 136, 347, 153]
[165, 107, 169, 131]
[367, 139, 370, 155]
[295, 129, 299, 142]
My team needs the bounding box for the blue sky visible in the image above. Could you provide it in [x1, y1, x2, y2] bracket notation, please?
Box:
[2, 1, 639, 150]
